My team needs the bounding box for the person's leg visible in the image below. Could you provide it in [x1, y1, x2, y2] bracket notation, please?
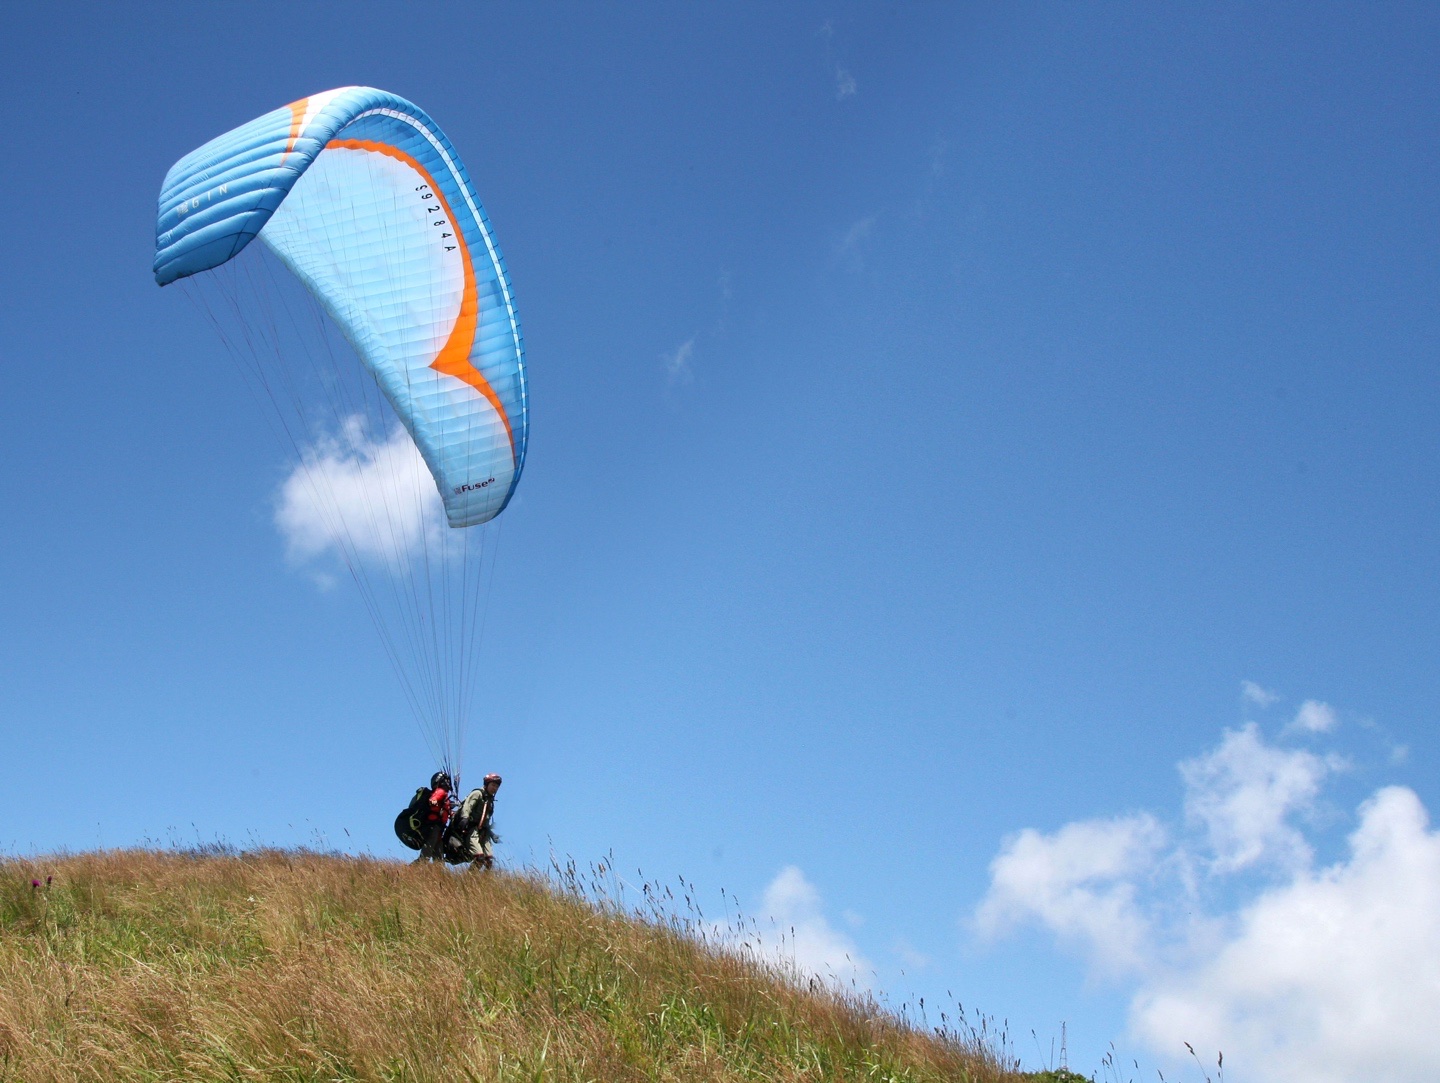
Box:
[474, 837, 494, 870]
[420, 821, 444, 862]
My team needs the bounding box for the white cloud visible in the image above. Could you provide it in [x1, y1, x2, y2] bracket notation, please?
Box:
[1133, 787, 1440, 1083]
[1180, 724, 1337, 874]
[662, 338, 695, 385]
[275, 418, 444, 575]
[1289, 699, 1339, 735]
[974, 715, 1440, 1083]
[975, 814, 1166, 974]
[749, 866, 872, 987]
[1241, 680, 1280, 707]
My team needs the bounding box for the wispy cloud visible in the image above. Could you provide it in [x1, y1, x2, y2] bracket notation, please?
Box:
[1241, 680, 1280, 707]
[928, 136, 949, 181]
[662, 338, 695, 385]
[893, 937, 932, 971]
[819, 20, 857, 100]
[973, 710, 1440, 1083]
[834, 216, 876, 273]
[837, 216, 874, 254]
[663, 271, 734, 387]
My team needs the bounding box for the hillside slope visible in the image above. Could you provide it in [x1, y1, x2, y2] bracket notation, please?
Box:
[0, 851, 1023, 1082]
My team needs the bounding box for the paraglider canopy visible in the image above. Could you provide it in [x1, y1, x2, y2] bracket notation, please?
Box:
[156, 86, 528, 527]
[156, 88, 528, 774]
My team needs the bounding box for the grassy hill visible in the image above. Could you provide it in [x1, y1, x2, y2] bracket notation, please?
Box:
[0, 850, 1037, 1083]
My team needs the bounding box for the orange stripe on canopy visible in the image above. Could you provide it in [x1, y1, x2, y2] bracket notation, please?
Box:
[282, 97, 309, 160]
[324, 137, 515, 464]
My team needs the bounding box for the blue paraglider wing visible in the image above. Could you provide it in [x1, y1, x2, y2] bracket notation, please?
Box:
[155, 87, 527, 526]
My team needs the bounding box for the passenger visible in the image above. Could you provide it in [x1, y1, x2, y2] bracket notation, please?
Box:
[415, 770, 455, 864]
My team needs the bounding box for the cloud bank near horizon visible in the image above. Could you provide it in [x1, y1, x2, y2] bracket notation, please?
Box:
[974, 691, 1440, 1083]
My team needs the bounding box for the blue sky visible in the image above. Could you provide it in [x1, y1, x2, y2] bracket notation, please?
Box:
[3, 5, 1438, 1080]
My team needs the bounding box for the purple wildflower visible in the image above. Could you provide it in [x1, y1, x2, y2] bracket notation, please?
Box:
[45, 876, 52, 886]
[30, 879, 40, 889]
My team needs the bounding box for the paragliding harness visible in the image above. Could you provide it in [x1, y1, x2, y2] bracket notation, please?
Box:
[393, 786, 431, 851]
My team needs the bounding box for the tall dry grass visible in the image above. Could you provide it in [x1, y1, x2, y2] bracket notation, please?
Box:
[0, 850, 1021, 1082]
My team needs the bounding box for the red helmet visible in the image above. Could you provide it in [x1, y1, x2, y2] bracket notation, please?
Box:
[483, 773, 502, 785]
